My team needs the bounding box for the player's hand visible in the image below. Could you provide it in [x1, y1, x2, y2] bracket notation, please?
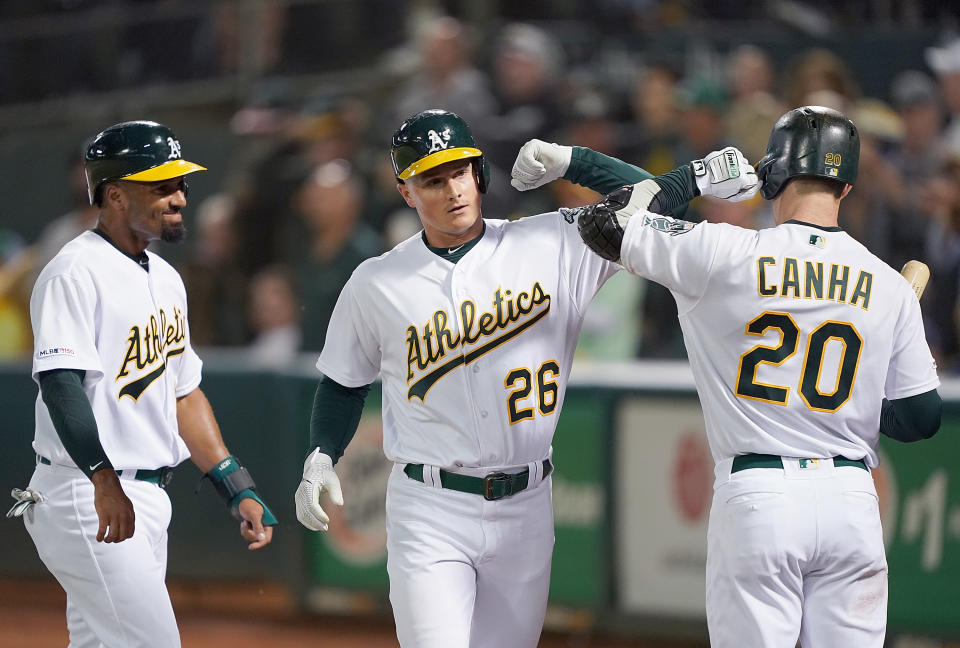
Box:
[692, 146, 760, 202]
[91, 469, 135, 543]
[237, 497, 274, 550]
[511, 139, 573, 191]
[294, 449, 343, 532]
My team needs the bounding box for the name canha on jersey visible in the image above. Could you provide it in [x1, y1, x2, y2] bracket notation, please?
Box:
[317, 213, 618, 469]
[620, 215, 939, 467]
[30, 230, 202, 470]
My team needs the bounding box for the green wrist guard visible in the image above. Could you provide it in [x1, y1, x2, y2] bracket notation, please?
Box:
[204, 455, 277, 525]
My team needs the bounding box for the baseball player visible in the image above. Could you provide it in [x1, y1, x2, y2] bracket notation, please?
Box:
[569, 106, 942, 646]
[293, 108, 759, 647]
[12, 121, 277, 648]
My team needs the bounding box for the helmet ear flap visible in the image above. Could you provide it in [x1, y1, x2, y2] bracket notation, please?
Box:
[474, 158, 490, 193]
[755, 154, 778, 200]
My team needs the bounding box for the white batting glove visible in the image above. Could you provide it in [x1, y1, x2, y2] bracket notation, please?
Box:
[511, 139, 573, 191]
[294, 449, 343, 532]
[692, 146, 760, 202]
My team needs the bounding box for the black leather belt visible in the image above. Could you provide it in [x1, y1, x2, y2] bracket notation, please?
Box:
[37, 454, 174, 488]
[731, 453, 867, 473]
[403, 459, 553, 501]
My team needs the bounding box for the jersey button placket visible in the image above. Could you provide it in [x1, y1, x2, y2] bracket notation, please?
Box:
[450, 271, 484, 458]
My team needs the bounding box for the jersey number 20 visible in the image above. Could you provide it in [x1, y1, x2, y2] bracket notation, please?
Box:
[505, 361, 560, 424]
[735, 311, 863, 412]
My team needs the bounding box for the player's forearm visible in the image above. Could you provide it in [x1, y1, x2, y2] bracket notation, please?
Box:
[880, 388, 942, 442]
[310, 375, 371, 464]
[564, 146, 654, 194]
[176, 387, 230, 472]
[564, 147, 692, 218]
[38, 368, 114, 478]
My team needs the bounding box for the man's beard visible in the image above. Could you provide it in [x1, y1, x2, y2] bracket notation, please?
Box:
[161, 222, 186, 243]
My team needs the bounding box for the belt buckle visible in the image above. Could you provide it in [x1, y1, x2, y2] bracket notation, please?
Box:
[158, 467, 174, 489]
[483, 472, 511, 501]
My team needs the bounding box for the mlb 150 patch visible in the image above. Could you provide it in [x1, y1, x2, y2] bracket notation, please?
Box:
[38, 347, 76, 358]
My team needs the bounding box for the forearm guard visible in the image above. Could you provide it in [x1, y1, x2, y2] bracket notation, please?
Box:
[203, 455, 278, 525]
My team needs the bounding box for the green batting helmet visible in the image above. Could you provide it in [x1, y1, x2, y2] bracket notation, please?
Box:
[84, 120, 206, 205]
[756, 106, 859, 200]
[390, 109, 489, 193]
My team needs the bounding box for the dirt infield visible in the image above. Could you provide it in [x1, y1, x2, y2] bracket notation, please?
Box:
[0, 578, 706, 647]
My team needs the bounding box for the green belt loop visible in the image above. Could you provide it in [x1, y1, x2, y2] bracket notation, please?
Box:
[403, 459, 553, 501]
[731, 453, 867, 473]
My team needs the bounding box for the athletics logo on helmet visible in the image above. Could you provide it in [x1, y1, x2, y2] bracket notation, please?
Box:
[83, 120, 207, 206]
[390, 109, 490, 193]
[755, 106, 859, 200]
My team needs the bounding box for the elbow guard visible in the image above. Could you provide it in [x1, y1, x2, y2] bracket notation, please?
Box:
[577, 179, 660, 262]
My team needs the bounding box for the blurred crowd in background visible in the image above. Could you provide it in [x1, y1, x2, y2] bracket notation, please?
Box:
[1, 0, 960, 373]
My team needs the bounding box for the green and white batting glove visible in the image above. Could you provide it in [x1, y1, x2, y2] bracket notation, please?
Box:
[294, 448, 343, 532]
[510, 139, 573, 191]
[692, 146, 760, 202]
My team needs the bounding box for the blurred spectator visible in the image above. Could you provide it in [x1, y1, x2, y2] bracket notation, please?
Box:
[246, 264, 301, 367]
[724, 45, 784, 161]
[840, 98, 905, 262]
[920, 157, 960, 368]
[925, 37, 960, 151]
[674, 77, 730, 162]
[782, 48, 860, 111]
[180, 194, 250, 347]
[293, 160, 381, 351]
[886, 70, 947, 270]
[621, 60, 682, 176]
[229, 94, 362, 274]
[29, 156, 99, 285]
[476, 23, 564, 173]
[386, 15, 496, 130]
[0, 229, 31, 357]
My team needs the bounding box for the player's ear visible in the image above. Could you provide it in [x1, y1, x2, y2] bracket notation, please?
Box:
[103, 183, 127, 210]
[840, 184, 853, 200]
[397, 181, 416, 208]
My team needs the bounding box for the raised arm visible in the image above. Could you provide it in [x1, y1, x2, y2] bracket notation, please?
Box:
[511, 140, 759, 221]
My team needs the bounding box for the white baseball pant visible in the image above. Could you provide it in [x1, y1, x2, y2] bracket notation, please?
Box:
[385, 463, 554, 648]
[23, 460, 180, 648]
[706, 456, 888, 647]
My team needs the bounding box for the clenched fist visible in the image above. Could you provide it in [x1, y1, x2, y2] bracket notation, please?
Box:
[510, 139, 573, 191]
[692, 147, 760, 202]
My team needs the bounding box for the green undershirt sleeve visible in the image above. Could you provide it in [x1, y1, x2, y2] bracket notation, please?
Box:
[880, 388, 941, 442]
[563, 147, 690, 219]
[309, 375, 372, 464]
[38, 369, 113, 478]
[649, 163, 700, 217]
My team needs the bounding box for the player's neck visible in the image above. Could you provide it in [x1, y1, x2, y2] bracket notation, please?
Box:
[96, 214, 149, 256]
[422, 217, 484, 248]
[773, 193, 840, 229]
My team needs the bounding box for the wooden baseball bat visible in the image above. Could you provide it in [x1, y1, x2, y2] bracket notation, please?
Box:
[901, 260, 930, 299]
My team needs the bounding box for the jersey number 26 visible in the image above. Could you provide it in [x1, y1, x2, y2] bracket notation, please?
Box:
[505, 361, 560, 424]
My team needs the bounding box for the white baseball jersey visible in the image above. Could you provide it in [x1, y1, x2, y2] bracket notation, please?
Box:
[619, 215, 939, 467]
[317, 213, 617, 469]
[30, 229, 202, 471]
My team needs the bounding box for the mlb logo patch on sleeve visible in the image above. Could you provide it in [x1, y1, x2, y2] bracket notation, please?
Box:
[38, 347, 76, 358]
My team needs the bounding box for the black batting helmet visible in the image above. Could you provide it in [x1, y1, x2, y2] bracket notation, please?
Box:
[84, 120, 206, 205]
[390, 109, 490, 193]
[756, 106, 859, 200]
